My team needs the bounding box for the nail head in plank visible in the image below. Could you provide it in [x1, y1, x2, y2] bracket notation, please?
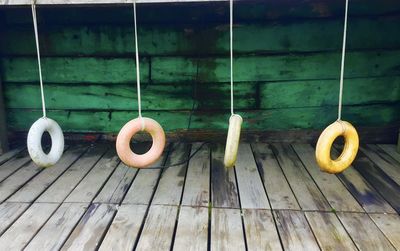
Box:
[64, 148, 120, 203]
[25, 203, 88, 251]
[7, 145, 88, 203]
[181, 143, 210, 207]
[235, 144, 270, 209]
[305, 211, 357, 251]
[173, 206, 208, 251]
[0, 202, 30, 235]
[135, 205, 178, 251]
[152, 143, 191, 206]
[273, 210, 320, 251]
[211, 144, 240, 208]
[242, 209, 282, 251]
[36, 144, 108, 203]
[378, 144, 400, 163]
[271, 143, 331, 211]
[252, 143, 299, 210]
[211, 208, 246, 251]
[292, 144, 363, 212]
[93, 162, 138, 204]
[0, 203, 59, 250]
[61, 203, 117, 251]
[337, 212, 396, 251]
[99, 204, 147, 251]
[369, 213, 400, 250]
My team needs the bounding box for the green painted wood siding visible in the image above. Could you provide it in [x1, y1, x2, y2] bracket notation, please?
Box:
[0, 3, 399, 134]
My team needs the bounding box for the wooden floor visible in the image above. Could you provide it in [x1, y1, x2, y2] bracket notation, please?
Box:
[0, 142, 399, 250]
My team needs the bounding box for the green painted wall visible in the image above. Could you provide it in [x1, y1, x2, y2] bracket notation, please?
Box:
[0, 1, 399, 134]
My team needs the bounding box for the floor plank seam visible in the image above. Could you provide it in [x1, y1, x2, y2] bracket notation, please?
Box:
[233, 165, 249, 251]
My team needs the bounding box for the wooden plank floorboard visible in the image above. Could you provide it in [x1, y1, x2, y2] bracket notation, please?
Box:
[369, 213, 400, 250]
[64, 148, 120, 203]
[273, 210, 320, 251]
[378, 144, 400, 163]
[61, 203, 116, 251]
[271, 143, 331, 211]
[135, 204, 178, 251]
[337, 212, 396, 251]
[252, 143, 300, 210]
[173, 206, 208, 251]
[292, 144, 363, 212]
[7, 145, 88, 203]
[99, 204, 147, 251]
[0, 202, 30, 235]
[93, 162, 137, 204]
[36, 144, 108, 203]
[211, 144, 240, 208]
[0, 146, 24, 165]
[235, 144, 270, 209]
[152, 143, 191, 206]
[361, 144, 400, 185]
[0, 203, 59, 250]
[181, 143, 210, 207]
[211, 208, 246, 251]
[242, 209, 282, 251]
[305, 212, 357, 251]
[0, 150, 32, 182]
[25, 203, 88, 251]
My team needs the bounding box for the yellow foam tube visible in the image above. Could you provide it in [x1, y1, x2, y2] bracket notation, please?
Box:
[315, 120, 359, 174]
[224, 114, 243, 168]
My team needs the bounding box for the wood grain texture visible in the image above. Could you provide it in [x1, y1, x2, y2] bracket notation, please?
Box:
[273, 210, 319, 251]
[369, 213, 400, 250]
[337, 212, 396, 251]
[36, 144, 108, 203]
[0, 202, 30, 235]
[211, 144, 239, 208]
[0, 146, 24, 166]
[271, 143, 331, 211]
[378, 144, 400, 163]
[135, 205, 178, 251]
[173, 206, 208, 251]
[211, 208, 246, 251]
[25, 203, 88, 251]
[0, 149, 31, 182]
[0, 203, 59, 250]
[235, 144, 269, 209]
[292, 144, 363, 212]
[305, 212, 357, 251]
[251, 143, 300, 210]
[181, 143, 210, 207]
[99, 204, 147, 251]
[242, 209, 282, 251]
[61, 203, 116, 251]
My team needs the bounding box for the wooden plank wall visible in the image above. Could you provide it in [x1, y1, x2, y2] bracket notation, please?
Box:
[0, 1, 399, 135]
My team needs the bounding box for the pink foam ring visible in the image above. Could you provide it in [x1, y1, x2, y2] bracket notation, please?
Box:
[116, 117, 166, 168]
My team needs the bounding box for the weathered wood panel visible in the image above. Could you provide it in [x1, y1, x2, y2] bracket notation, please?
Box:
[99, 204, 147, 251]
[242, 209, 282, 251]
[0, 150, 31, 182]
[378, 144, 400, 163]
[0, 78, 8, 154]
[251, 143, 300, 210]
[181, 143, 210, 207]
[0, 203, 59, 250]
[369, 213, 400, 250]
[25, 203, 88, 251]
[337, 212, 396, 251]
[135, 205, 178, 251]
[235, 144, 269, 209]
[211, 208, 246, 251]
[173, 206, 208, 251]
[0, 146, 23, 166]
[0, 202, 30, 235]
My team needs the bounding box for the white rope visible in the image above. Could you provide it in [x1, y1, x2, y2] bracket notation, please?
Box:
[337, 0, 349, 121]
[133, 0, 145, 130]
[229, 0, 234, 116]
[31, 3, 47, 118]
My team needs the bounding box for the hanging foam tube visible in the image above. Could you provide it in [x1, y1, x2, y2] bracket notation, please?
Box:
[315, 120, 359, 174]
[224, 114, 243, 168]
[116, 117, 165, 168]
[27, 117, 64, 167]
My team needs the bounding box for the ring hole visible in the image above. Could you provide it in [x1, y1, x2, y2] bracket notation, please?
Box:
[41, 131, 52, 154]
[129, 131, 152, 154]
[330, 135, 345, 160]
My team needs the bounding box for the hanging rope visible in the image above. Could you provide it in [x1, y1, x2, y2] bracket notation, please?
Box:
[31, 3, 47, 118]
[229, 0, 234, 116]
[337, 0, 349, 121]
[133, 0, 145, 130]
